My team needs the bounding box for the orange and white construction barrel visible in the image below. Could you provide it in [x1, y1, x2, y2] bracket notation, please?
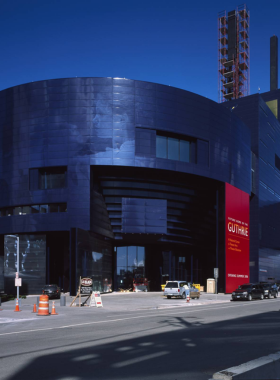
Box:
[37, 295, 50, 316]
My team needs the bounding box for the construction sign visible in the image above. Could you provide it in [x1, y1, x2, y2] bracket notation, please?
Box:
[90, 292, 103, 308]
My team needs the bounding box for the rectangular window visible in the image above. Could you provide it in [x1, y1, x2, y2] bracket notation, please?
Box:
[156, 136, 167, 159]
[14, 207, 22, 215]
[49, 204, 59, 213]
[168, 137, 179, 160]
[31, 205, 40, 214]
[38, 166, 67, 190]
[40, 205, 48, 213]
[58, 203, 67, 212]
[22, 206, 31, 215]
[156, 133, 195, 163]
[180, 140, 190, 163]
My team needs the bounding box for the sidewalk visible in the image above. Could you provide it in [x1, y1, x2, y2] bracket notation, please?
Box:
[0, 292, 232, 321]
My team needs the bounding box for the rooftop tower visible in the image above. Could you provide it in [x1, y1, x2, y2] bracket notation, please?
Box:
[270, 35, 278, 91]
[218, 4, 250, 103]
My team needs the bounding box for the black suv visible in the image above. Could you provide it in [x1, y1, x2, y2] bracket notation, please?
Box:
[231, 283, 264, 301]
[42, 284, 61, 299]
[259, 283, 278, 299]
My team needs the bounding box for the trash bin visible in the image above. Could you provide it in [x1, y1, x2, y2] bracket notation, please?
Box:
[200, 286, 204, 292]
[161, 284, 165, 291]
[207, 278, 216, 293]
[60, 295, 66, 306]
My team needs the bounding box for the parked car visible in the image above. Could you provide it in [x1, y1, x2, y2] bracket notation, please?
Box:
[259, 283, 278, 299]
[163, 281, 200, 299]
[231, 283, 264, 301]
[42, 284, 61, 299]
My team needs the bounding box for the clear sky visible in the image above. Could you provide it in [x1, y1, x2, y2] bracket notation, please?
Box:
[1, 0, 280, 102]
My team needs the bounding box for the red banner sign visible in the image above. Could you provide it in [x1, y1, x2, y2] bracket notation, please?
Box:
[225, 183, 250, 293]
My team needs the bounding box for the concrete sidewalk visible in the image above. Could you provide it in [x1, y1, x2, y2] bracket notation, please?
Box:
[0, 292, 232, 321]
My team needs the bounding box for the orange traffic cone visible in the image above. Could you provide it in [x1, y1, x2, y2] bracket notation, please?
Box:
[51, 301, 58, 315]
[186, 294, 190, 303]
[14, 298, 21, 312]
[32, 303, 37, 313]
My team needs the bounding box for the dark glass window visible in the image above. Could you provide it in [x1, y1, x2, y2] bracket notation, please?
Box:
[0, 203, 67, 217]
[128, 246, 137, 267]
[117, 247, 127, 267]
[168, 138, 179, 160]
[22, 206, 31, 215]
[156, 136, 167, 158]
[6, 208, 13, 216]
[31, 205, 40, 214]
[275, 154, 280, 171]
[58, 203, 67, 212]
[40, 205, 48, 214]
[14, 207, 22, 215]
[38, 166, 67, 190]
[116, 246, 146, 289]
[49, 204, 59, 213]
[180, 140, 190, 163]
[156, 134, 193, 163]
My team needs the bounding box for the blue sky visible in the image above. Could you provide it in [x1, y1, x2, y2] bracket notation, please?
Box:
[1, 0, 280, 101]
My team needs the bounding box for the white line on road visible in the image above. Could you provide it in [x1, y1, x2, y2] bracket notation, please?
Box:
[112, 350, 169, 368]
[0, 299, 278, 337]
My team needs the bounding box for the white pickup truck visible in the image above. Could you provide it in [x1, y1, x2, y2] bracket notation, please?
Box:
[163, 281, 200, 299]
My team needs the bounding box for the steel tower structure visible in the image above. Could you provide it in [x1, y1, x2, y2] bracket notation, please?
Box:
[218, 4, 250, 103]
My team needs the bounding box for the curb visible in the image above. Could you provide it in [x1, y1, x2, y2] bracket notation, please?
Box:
[210, 351, 280, 379]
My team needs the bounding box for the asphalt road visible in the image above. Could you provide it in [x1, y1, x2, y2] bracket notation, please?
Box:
[1, 293, 280, 380]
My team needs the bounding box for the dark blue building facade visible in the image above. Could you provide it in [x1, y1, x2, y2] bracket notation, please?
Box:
[224, 90, 280, 285]
[0, 78, 251, 295]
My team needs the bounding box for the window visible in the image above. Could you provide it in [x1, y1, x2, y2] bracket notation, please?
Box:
[168, 138, 179, 160]
[266, 99, 278, 119]
[275, 154, 280, 171]
[30, 166, 67, 190]
[156, 134, 192, 163]
[40, 205, 48, 213]
[31, 205, 40, 214]
[156, 136, 167, 159]
[180, 140, 190, 163]
[39, 167, 67, 189]
[0, 203, 67, 217]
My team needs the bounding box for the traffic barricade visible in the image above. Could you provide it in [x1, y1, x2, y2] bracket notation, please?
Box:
[37, 295, 50, 316]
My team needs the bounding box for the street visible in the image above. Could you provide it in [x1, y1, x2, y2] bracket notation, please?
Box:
[1, 293, 280, 379]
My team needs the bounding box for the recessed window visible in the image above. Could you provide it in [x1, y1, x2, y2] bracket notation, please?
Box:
[156, 136, 168, 159]
[31, 205, 40, 214]
[30, 166, 67, 190]
[39, 167, 67, 190]
[168, 137, 179, 160]
[0, 203, 67, 217]
[156, 134, 192, 163]
[180, 140, 190, 163]
[40, 205, 48, 214]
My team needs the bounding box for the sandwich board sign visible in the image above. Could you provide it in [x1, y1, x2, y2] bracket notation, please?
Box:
[81, 278, 93, 295]
[90, 291, 103, 308]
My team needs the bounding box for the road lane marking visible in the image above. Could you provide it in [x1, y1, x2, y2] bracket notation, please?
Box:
[0, 299, 279, 337]
[0, 318, 38, 324]
[112, 351, 169, 368]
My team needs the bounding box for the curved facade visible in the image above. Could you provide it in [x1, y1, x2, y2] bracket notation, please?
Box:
[0, 78, 251, 294]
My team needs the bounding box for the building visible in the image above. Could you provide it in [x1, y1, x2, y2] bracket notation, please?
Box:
[0, 77, 252, 295]
[218, 4, 250, 103]
[223, 89, 280, 284]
